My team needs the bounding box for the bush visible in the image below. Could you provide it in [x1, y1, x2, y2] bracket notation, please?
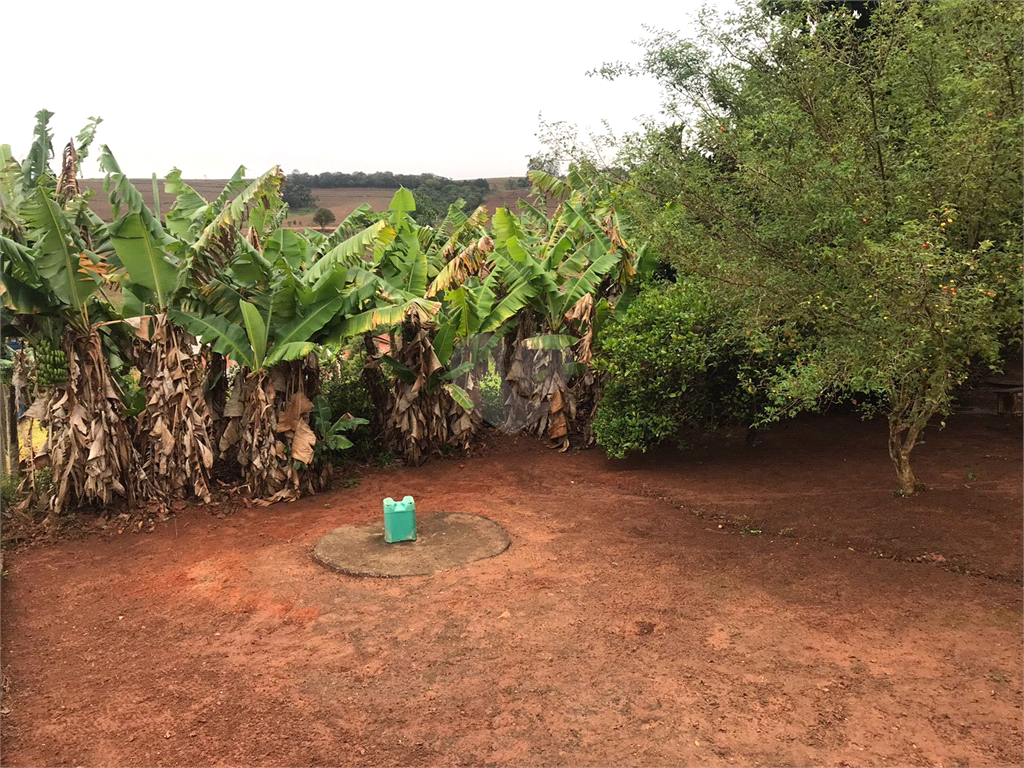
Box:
[479, 371, 503, 427]
[318, 344, 381, 462]
[0, 473, 20, 508]
[593, 281, 774, 458]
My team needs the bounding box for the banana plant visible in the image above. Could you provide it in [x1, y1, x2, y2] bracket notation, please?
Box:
[100, 147, 218, 503]
[323, 190, 496, 463]
[169, 297, 323, 499]
[103, 155, 383, 502]
[485, 167, 653, 448]
[0, 117, 149, 514]
[169, 202, 380, 498]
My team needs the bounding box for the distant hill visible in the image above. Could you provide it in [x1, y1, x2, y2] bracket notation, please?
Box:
[78, 178, 553, 228]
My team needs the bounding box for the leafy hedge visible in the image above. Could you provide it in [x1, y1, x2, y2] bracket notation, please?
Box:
[593, 281, 773, 458]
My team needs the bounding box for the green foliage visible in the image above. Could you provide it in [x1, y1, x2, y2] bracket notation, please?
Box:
[601, 0, 1023, 491]
[478, 370, 503, 426]
[318, 343, 381, 460]
[114, 367, 146, 418]
[409, 178, 488, 226]
[0, 474, 21, 508]
[527, 153, 561, 177]
[281, 177, 315, 209]
[312, 207, 336, 230]
[20, 109, 54, 191]
[593, 281, 769, 458]
[1, 107, 649, 497]
[311, 393, 368, 459]
[289, 170, 489, 193]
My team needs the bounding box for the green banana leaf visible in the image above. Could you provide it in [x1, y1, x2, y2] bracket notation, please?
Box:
[331, 297, 438, 341]
[21, 109, 54, 191]
[266, 341, 316, 367]
[440, 361, 474, 381]
[193, 166, 283, 255]
[169, 309, 255, 369]
[520, 334, 578, 350]
[317, 203, 375, 253]
[164, 169, 210, 239]
[389, 187, 416, 213]
[444, 383, 474, 411]
[22, 187, 98, 316]
[0, 235, 50, 313]
[399, 240, 428, 298]
[209, 166, 248, 218]
[274, 295, 347, 346]
[479, 277, 536, 334]
[528, 170, 572, 201]
[239, 300, 269, 368]
[303, 220, 390, 288]
[433, 321, 456, 366]
[560, 243, 623, 312]
[492, 208, 527, 250]
[108, 212, 181, 310]
[380, 354, 417, 385]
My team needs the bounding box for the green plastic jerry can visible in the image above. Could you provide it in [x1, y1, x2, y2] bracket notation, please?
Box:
[383, 496, 417, 543]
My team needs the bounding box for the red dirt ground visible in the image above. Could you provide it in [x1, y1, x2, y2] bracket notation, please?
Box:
[1, 414, 1021, 767]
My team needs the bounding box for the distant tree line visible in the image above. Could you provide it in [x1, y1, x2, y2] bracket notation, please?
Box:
[281, 178, 315, 209]
[288, 170, 489, 192]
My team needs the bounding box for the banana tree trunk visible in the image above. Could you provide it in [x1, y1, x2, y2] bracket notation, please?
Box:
[219, 355, 322, 502]
[360, 332, 392, 445]
[0, 374, 16, 477]
[133, 314, 215, 503]
[385, 315, 478, 465]
[569, 368, 601, 447]
[30, 328, 150, 515]
[502, 332, 574, 451]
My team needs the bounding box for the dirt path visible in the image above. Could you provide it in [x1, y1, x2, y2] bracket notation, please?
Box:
[1, 414, 1021, 767]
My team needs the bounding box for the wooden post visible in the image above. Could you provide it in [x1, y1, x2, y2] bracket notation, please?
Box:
[0, 378, 12, 477]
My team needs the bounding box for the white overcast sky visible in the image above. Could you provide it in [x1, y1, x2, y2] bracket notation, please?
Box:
[3, 0, 735, 180]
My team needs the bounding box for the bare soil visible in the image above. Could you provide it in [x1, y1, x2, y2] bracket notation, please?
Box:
[79, 178, 546, 230]
[1, 414, 1021, 767]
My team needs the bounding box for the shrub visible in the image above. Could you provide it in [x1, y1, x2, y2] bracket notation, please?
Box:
[0, 473, 20, 508]
[593, 281, 773, 458]
[478, 371, 503, 427]
[318, 343, 380, 462]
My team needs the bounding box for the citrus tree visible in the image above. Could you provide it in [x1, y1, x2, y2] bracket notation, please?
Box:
[598, 0, 1023, 493]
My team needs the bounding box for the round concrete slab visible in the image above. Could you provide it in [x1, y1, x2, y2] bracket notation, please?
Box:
[313, 511, 511, 577]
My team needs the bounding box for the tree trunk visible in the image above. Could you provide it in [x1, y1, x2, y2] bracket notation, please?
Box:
[220, 357, 322, 503]
[8, 383, 18, 468]
[133, 315, 215, 503]
[888, 416, 923, 496]
[35, 329, 150, 515]
[379, 315, 477, 464]
[0, 379, 14, 477]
